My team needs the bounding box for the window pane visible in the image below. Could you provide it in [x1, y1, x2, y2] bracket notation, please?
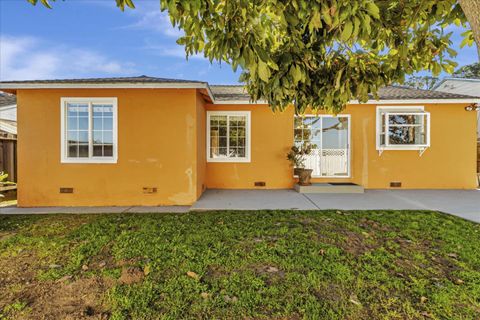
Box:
[219, 126, 227, 136]
[104, 144, 113, 157]
[93, 131, 102, 144]
[103, 131, 113, 144]
[67, 117, 78, 130]
[209, 113, 248, 160]
[77, 106, 88, 117]
[103, 118, 113, 130]
[322, 117, 348, 149]
[237, 147, 245, 157]
[218, 147, 227, 156]
[93, 145, 103, 157]
[67, 131, 78, 144]
[68, 144, 78, 157]
[93, 118, 103, 130]
[210, 147, 219, 158]
[388, 126, 426, 145]
[78, 131, 88, 143]
[78, 117, 88, 130]
[388, 114, 423, 125]
[78, 144, 89, 157]
[219, 137, 227, 148]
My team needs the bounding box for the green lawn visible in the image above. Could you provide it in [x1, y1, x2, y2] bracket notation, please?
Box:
[0, 210, 479, 319]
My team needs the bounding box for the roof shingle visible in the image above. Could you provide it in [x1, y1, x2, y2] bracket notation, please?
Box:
[210, 84, 479, 102]
[0, 75, 206, 85]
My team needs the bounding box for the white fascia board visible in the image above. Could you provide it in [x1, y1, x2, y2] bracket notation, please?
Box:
[214, 98, 480, 105]
[0, 82, 216, 104]
[2, 82, 479, 105]
[348, 99, 480, 104]
[213, 99, 269, 105]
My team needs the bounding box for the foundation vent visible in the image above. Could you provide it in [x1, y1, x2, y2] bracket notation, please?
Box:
[254, 181, 266, 187]
[143, 187, 157, 194]
[390, 182, 402, 188]
[60, 187, 74, 194]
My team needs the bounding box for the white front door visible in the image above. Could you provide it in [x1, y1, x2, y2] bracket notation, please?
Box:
[294, 115, 350, 177]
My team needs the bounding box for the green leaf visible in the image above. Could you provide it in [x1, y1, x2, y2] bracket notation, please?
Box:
[365, 2, 380, 19]
[258, 60, 271, 82]
[340, 21, 353, 41]
[290, 65, 302, 85]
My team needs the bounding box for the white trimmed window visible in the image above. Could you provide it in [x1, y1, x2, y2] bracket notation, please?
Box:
[376, 106, 430, 151]
[61, 97, 118, 163]
[207, 111, 251, 162]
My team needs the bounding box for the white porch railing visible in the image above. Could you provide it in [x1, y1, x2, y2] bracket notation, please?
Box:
[304, 148, 348, 177]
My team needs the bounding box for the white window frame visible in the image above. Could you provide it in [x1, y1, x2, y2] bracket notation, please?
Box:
[294, 114, 351, 178]
[60, 97, 118, 164]
[206, 111, 251, 163]
[376, 106, 430, 152]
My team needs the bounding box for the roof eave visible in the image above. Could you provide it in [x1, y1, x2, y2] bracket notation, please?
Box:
[0, 82, 216, 103]
[213, 98, 480, 105]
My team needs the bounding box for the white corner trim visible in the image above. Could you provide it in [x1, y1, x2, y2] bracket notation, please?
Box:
[206, 110, 251, 163]
[60, 97, 118, 164]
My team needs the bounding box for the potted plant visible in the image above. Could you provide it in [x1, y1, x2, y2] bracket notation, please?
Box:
[286, 142, 316, 186]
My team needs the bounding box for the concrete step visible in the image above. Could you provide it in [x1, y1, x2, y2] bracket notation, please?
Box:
[294, 183, 364, 194]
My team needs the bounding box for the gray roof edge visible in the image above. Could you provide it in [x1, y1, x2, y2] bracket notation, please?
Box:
[432, 77, 480, 91]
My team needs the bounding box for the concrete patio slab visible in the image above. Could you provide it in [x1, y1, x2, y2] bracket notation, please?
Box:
[191, 189, 318, 211]
[1, 189, 478, 223]
[193, 189, 480, 223]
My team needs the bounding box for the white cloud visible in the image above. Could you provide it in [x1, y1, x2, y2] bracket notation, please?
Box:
[0, 35, 136, 81]
[142, 42, 204, 60]
[120, 2, 183, 38]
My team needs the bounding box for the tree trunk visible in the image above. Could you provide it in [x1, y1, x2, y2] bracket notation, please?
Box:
[458, 0, 480, 59]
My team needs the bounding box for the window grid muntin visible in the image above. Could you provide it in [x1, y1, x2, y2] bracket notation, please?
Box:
[62, 98, 117, 163]
[294, 115, 350, 177]
[384, 112, 429, 147]
[66, 103, 89, 158]
[207, 111, 250, 162]
[209, 114, 247, 159]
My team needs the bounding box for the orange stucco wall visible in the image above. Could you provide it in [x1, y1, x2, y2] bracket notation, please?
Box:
[16, 88, 204, 207]
[205, 103, 478, 190]
[15, 88, 478, 207]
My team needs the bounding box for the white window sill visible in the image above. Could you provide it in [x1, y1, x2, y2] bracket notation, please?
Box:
[61, 158, 117, 164]
[207, 157, 251, 163]
[377, 146, 429, 151]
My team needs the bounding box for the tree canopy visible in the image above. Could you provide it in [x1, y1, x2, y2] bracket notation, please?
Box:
[27, 0, 477, 114]
[453, 62, 480, 78]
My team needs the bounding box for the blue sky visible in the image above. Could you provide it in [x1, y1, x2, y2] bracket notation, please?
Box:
[0, 0, 478, 84]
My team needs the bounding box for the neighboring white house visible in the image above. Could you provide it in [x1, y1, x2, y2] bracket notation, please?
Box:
[0, 91, 17, 182]
[433, 78, 480, 140]
[0, 91, 17, 136]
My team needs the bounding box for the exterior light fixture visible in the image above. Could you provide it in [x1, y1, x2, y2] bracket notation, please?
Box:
[465, 104, 479, 111]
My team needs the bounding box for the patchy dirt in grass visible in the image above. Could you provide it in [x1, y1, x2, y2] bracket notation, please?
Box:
[0, 250, 114, 320]
[118, 266, 144, 285]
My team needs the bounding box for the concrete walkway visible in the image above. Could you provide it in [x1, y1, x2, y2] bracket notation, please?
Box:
[1, 189, 479, 223]
[192, 189, 480, 223]
[0, 205, 190, 214]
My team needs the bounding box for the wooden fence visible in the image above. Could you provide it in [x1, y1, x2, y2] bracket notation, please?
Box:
[0, 138, 17, 182]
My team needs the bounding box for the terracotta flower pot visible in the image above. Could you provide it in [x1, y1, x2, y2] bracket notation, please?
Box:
[293, 167, 302, 176]
[297, 168, 313, 186]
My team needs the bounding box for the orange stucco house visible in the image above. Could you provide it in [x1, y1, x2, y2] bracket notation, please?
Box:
[1, 76, 479, 207]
